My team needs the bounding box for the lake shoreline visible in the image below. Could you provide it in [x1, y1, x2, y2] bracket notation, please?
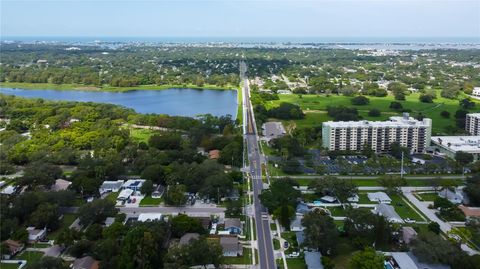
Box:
[0, 82, 238, 92]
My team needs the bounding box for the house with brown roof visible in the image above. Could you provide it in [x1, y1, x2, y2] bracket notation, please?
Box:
[220, 236, 243, 257]
[1, 239, 24, 259]
[72, 256, 99, 269]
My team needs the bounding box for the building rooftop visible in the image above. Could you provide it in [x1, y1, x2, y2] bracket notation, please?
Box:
[117, 189, 134, 200]
[52, 179, 72, 191]
[72, 256, 99, 269]
[323, 114, 431, 128]
[368, 192, 392, 202]
[467, 113, 480, 117]
[375, 204, 404, 223]
[220, 236, 241, 253]
[431, 136, 480, 154]
[224, 218, 241, 228]
[137, 213, 162, 222]
[304, 251, 324, 269]
[390, 252, 419, 269]
[179, 233, 200, 246]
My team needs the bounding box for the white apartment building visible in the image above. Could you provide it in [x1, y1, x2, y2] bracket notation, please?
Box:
[322, 113, 432, 153]
[466, 113, 480, 135]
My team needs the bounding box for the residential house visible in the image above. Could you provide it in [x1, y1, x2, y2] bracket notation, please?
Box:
[51, 179, 72, 192]
[122, 179, 146, 192]
[117, 189, 134, 202]
[296, 202, 311, 215]
[1, 185, 16, 195]
[104, 217, 115, 227]
[296, 231, 305, 247]
[26, 227, 46, 242]
[98, 180, 124, 195]
[374, 204, 404, 223]
[304, 251, 324, 269]
[137, 213, 162, 222]
[151, 185, 165, 198]
[401, 227, 417, 244]
[438, 188, 463, 204]
[368, 192, 392, 204]
[179, 233, 200, 246]
[72, 256, 100, 269]
[1, 239, 24, 259]
[290, 215, 304, 232]
[224, 218, 242, 235]
[220, 236, 243, 257]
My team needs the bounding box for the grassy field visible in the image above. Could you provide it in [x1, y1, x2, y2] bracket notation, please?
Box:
[16, 251, 44, 268]
[0, 263, 21, 269]
[285, 258, 307, 269]
[267, 91, 479, 134]
[273, 238, 281, 250]
[389, 193, 424, 221]
[129, 128, 158, 143]
[0, 81, 237, 92]
[223, 247, 253, 265]
[139, 196, 163, 206]
[295, 177, 463, 187]
[417, 192, 439, 201]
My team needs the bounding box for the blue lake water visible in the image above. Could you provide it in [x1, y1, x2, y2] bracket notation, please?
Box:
[0, 87, 238, 118]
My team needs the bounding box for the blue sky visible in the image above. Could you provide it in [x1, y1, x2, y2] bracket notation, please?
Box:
[1, 0, 479, 38]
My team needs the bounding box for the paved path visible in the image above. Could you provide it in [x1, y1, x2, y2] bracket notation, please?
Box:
[401, 187, 479, 255]
[272, 175, 465, 180]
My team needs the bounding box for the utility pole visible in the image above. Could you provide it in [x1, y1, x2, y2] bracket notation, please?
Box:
[400, 151, 404, 178]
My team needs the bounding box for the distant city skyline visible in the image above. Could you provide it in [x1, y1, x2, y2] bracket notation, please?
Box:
[1, 0, 479, 40]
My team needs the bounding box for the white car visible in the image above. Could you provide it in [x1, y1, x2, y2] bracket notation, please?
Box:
[289, 252, 300, 258]
[404, 218, 416, 223]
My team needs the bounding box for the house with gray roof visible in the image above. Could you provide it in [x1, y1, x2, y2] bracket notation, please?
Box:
[72, 256, 99, 269]
[374, 204, 404, 223]
[224, 218, 242, 235]
[179, 233, 200, 246]
[304, 251, 323, 269]
[220, 236, 243, 257]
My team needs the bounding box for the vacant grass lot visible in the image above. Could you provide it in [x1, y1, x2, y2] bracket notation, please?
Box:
[129, 128, 157, 143]
[389, 193, 424, 221]
[417, 192, 439, 201]
[16, 251, 44, 268]
[0, 263, 21, 269]
[139, 196, 163, 206]
[285, 258, 307, 269]
[223, 247, 253, 265]
[267, 91, 479, 134]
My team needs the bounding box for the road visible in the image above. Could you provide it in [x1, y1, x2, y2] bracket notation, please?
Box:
[272, 175, 466, 180]
[61, 206, 225, 218]
[242, 62, 276, 269]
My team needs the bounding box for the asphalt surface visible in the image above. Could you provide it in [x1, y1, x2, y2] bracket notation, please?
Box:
[243, 76, 276, 269]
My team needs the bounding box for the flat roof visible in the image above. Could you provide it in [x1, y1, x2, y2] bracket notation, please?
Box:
[391, 252, 419, 269]
[431, 136, 480, 154]
[323, 116, 431, 128]
[138, 213, 162, 222]
[467, 113, 480, 117]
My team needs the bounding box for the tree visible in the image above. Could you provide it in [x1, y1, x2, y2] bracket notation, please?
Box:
[164, 237, 223, 268]
[368, 109, 381, 117]
[302, 211, 339, 255]
[411, 232, 461, 265]
[388, 82, 407, 101]
[141, 165, 166, 185]
[69, 240, 93, 258]
[428, 222, 441, 235]
[282, 159, 303, 174]
[390, 142, 409, 159]
[419, 94, 433, 103]
[85, 223, 104, 241]
[389, 101, 403, 110]
[171, 214, 205, 238]
[460, 98, 475, 109]
[260, 179, 300, 228]
[78, 199, 118, 226]
[30, 257, 69, 269]
[349, 248, 384, 269]
[351, 96, 370, 105]
[56, 228, 81, 247]
[166, 184, 187, 206]
[440, 111, 450, 118]
[29, 203, 61, 230]
[378, 175, 406, 194]
[465, 174, 480, 206]
[455, 151, 473, 165]
[140, 180, 154, 195]
[20, 162, 63, 187]
[309, 176, 358, 204]
[273, 205, 295, 230]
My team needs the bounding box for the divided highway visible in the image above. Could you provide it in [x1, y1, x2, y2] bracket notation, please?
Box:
[241, 61, 276, 269]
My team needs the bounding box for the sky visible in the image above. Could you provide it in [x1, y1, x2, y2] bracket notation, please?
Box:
[1, 0, 479, 40]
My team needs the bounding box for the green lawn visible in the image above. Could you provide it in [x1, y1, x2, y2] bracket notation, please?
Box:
[129, 128, 158, 143]
[273, 239, 281, 250]
[223, 247, 253, 265]
[48, 213, 78, 240]
[358, 193, 377, 204]
[0, 263, 21, 269]
[295, 177, 463, 187]
[328, 206, 347, 217]
[268, 91, 479, 134]
[139, 196, 163, 206]
[286, 258, 307, 269]
[389, 193, 424, 221]
[281, 232, 299, 254]
[16, 251, 44, 267]
[417, 192, 439, 201]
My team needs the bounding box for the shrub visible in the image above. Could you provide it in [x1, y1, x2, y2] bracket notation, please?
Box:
[368, 109, 381, 117]
[440, 111, 450, 118]
[351, 96, 370, 105]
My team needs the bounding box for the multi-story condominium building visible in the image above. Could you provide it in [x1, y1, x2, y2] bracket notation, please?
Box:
[322, 113, 432, 153]
[466, 113, 480, 135]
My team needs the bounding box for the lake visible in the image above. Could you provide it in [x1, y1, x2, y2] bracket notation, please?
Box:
[0, 87, 238, 118]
